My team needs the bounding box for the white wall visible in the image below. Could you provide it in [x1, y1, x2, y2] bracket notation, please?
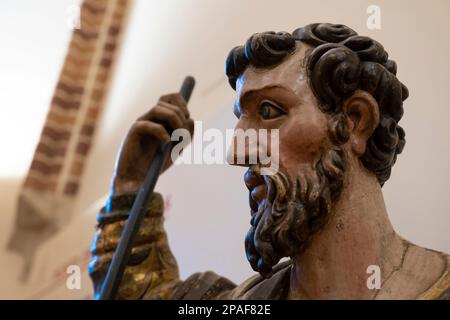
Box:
[0, 0, 78, 298]
[1, 0, 449, 298]
[0, 0, 77, 177]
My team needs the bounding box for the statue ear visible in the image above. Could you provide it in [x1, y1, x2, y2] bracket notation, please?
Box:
[343, 90, 380, 156]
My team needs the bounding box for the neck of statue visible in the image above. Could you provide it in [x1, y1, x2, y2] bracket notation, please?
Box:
[289, 157, 405, 299]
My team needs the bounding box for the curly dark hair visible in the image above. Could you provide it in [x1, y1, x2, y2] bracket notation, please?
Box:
[225, 23, 409, 185]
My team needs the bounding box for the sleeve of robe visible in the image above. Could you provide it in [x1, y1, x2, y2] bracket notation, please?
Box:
[89, 191, 237, 300]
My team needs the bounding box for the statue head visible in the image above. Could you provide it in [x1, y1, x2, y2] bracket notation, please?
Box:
[225, 23, 408, 277]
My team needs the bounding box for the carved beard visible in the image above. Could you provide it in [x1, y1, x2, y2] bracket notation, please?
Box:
[245, 146, 347, 278]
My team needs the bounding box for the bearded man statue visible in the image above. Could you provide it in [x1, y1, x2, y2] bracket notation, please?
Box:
[89, 23, 450, 300]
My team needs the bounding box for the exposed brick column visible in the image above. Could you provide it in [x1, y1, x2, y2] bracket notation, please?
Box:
[8, 0, 132, 268]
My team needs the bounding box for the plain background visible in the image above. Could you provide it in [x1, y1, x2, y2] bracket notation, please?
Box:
[0, 0, 449, 298]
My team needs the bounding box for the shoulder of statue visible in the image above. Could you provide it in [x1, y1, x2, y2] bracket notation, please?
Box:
[418, 254, 450, 300]
[230, 259, 293, 300]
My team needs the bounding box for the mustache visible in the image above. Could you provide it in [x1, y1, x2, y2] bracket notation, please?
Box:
[245, 165, 288, 213]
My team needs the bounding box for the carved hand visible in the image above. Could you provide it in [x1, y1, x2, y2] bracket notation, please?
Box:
[112, 93, 194, 194]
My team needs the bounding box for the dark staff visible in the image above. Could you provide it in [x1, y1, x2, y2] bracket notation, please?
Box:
[99, 76, 196, 300]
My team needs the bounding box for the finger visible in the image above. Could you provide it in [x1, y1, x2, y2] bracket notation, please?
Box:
[146, 106, 184, 132]
[133, 121, 170, 144]
[137, 103, 185, 129]
[159, 93, 190, 118]
[138, 101, 189, 124]
[158, 101, 188, 122]
[186, 118, 195, 136]
[159, 92, 187, 107]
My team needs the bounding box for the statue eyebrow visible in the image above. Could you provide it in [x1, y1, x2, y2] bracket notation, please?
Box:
[239, 85, 284, 102]
[238, 84, 292, 110]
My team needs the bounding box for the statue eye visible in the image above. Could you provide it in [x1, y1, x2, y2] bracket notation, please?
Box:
[258, 101, 286, 120]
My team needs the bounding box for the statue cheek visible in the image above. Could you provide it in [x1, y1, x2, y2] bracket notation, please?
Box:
[279, 115, 329, 165]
